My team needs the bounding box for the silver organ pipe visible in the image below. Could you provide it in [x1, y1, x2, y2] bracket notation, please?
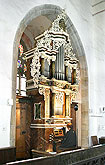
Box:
[55, 45, 65, 80]
[44, 59, 50, 78]
[68, 67, 72, 83]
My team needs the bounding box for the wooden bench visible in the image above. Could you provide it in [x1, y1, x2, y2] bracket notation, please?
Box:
[91, 136, 99, 146]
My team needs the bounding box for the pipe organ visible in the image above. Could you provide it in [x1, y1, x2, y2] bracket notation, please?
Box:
[24, 11, 80, 152]
[55, 45, 65, 80]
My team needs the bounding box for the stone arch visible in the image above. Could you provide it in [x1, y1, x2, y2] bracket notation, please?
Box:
[11, 4, 88, 148]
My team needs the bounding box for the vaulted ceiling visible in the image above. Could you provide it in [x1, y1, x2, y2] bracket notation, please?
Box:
[21, 15, 52, 52]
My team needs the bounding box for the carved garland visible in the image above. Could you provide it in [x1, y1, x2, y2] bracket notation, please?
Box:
[64, 42, 78, 69]
[39, 87, 50, 101]
[30, 48, 41, 88]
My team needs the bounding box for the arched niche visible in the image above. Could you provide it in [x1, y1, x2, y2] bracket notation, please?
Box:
[11, 4, 89, 148]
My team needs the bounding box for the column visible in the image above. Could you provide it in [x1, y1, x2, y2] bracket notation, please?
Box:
[50, 92, 54, 117]
[65, 93, 71, 117]
[45, 89, 50, 119]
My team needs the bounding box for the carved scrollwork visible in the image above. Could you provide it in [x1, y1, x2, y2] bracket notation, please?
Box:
[64, 42, 78, 69]
[36, 11, 68, 53]
[71, 86, 78, 92]
[31, 48, 41, 88]
[50, 10, 66, 32]
[55, 92, 64, 104]
[39, 87, 45, 100]
[52, 81, 66, 89]
[71, 92, 77, 102]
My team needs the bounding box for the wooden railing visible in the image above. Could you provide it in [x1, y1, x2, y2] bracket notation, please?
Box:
[6, 145, 105, 165]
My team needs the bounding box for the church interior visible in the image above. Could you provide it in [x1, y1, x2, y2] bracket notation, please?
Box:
[0, 1, 105, 164]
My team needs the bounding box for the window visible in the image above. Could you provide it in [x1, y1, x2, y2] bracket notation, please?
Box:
[16, 44, 27, 96]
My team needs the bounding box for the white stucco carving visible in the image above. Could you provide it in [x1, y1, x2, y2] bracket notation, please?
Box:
[55, 92, 64, 104]
[30, 48, 41, 88]
[30, 10, 79, 90]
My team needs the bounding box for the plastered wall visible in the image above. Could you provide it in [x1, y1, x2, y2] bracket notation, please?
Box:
[0, 0, 105, 147]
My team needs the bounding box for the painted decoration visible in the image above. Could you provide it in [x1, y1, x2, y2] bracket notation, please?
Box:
[17, 44, 27, 76]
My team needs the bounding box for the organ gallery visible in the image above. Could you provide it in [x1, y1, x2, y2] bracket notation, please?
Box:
[16, 11, 80, 158]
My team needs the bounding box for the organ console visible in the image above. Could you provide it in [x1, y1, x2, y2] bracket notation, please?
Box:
[49, 128, 65, 141]
[48, 127, 65, 152]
